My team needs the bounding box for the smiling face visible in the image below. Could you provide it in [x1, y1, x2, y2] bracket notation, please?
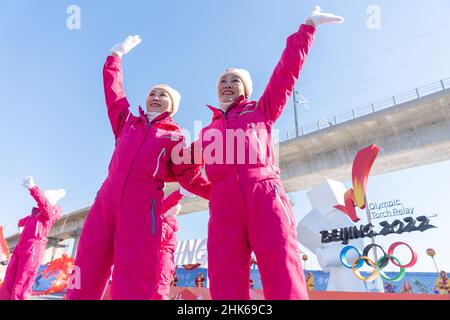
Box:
[146, 88, 173, 114]
[217, 74, 245, 104]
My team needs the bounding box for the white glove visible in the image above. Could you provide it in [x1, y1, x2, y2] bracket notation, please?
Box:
[306, 6, 345, 27]
[179, 187, 196, 198]
[111, 35, 142, 58]
[22, 176, 36, 189]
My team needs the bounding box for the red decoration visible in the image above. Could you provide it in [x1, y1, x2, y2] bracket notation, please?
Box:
[334, 144, 380, 222]
[37, 254, 75, 295]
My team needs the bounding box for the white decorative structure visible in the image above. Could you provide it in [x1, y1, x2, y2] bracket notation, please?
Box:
[297, 179, 366, 292]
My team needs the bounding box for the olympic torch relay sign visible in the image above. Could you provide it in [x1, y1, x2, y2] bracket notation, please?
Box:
[318, 144, 438, 284]
[369, 199, 417, 220]
[321, 144, 437, 245]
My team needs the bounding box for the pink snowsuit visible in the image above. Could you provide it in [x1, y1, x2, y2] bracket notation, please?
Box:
[65, 56, 210, 300]
[193, 24, 315, 300]
[0, 186, 61, 300]
[152, 190, 183, 300]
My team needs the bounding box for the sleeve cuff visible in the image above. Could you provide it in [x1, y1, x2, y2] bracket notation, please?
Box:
[106, 55, 122, 63]
[299, 24, 316, 34]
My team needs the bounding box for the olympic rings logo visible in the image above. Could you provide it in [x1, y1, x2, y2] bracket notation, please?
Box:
[340, 242, 417, 282]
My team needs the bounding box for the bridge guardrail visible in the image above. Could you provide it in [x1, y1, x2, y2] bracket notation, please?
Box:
[282, 78, 449, 142]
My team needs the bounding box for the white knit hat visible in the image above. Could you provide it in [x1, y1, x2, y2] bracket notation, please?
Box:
[219, 68, 253, 99]
[44, 189, 66, 206]
[149, 84, 181, 116]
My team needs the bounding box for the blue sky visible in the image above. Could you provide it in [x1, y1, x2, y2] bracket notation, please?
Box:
[1, 1, 450, 273]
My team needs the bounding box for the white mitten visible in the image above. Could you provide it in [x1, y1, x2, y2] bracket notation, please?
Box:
[22, 176, 36, 189]
[306, 6, 345, 27]
[111, 35, 142, 58]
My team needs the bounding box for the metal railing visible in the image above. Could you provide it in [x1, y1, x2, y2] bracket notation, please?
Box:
[61, 201, 93, 218]
[281, 78, 450, 142]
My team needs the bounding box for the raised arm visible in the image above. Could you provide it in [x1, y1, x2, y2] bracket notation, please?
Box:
[103, 35, 142, 139]
[259, 6, 343, 124]
[22, 176, 52, 219]
[259, 24, 315, 124]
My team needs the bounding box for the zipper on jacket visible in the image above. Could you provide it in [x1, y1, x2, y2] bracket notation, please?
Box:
[153, 148, 166, 178]
[275, 185, 292, 226]
[151, 199, 156, 235]
[250, 123, 264, 162]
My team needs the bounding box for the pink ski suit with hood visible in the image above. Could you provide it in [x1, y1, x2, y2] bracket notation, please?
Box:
[65, 56, 210, 300]
[0, 186, 61, 300]
[152, 190, 183, 300]
[193, 24, 316, 300]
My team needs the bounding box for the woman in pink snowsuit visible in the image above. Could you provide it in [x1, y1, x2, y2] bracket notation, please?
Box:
[191, 7, 344, 300]
[0, 176, 65, 300]
[66, 36, 210, 300]
[152, 188, 194, 300]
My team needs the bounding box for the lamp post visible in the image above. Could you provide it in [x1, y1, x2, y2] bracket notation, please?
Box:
[292, 90, 309, 137]
[293, 90, 300, 137]
[302, 254, 308, 271]
[426, 248, 439, 273]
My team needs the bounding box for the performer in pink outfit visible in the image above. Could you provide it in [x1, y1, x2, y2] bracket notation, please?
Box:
[66, 36, 210, 300]
[191, 7, 344, 300]
[153, 188, 195, 300]
[0, 176, 65, 300]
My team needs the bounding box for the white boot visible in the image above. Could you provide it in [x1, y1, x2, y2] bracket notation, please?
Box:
[305, 6, 345, 27]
